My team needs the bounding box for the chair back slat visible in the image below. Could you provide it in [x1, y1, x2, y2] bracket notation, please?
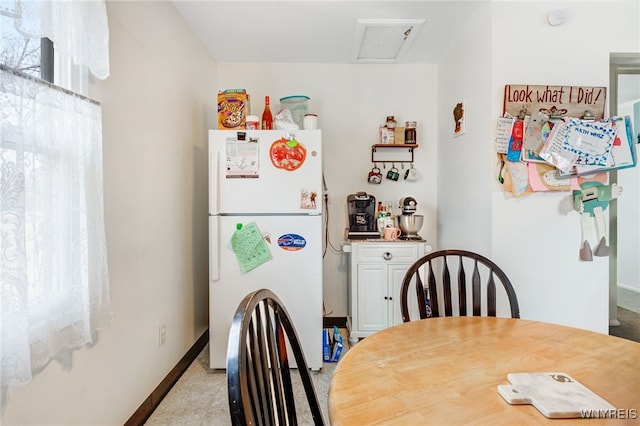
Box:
[427, 261, 440, 317]
[415, 270, 429, 319]
[246, 348, 263, 426]
[401, 249, 520, 323]
[442, 257, 453, 316]
[257, 308, 277, 424]
[227, 289, 326, 426]
[472, 260, 481, 316]
[276, 320, 298, 424]
[487, 273, 497, 317]
[260, 306, 281, 424]
[248, 319, 271, 425]
[266, 306, 290, 424]
[457, 256, 468, 316]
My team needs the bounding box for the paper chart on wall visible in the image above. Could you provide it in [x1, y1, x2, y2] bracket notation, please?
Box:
[570, 116, 637, 176]
[538, 122, 578, 173]
[538, 119, 617, 173]
[564, 119, 616, 167]
[495, 115, 515, 154]
[504, 159, 531, 197]
[522, 111, 550, 162]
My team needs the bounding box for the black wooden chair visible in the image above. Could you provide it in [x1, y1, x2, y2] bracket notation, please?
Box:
[226, 289, 325, 426]
[400, 249, 520, 322]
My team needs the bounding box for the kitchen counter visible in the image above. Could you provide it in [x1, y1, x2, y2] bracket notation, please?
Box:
[342, 238, 431, 252]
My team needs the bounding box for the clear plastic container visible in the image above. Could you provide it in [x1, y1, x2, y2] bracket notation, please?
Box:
[279, 95, 309, 129]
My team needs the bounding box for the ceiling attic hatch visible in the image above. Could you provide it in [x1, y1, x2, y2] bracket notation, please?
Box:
[351, 19, 425, 63]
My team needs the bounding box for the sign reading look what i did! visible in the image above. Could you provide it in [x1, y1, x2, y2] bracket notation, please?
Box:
[503, 85, 606, 119]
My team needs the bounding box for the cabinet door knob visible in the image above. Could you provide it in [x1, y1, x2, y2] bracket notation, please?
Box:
[383, 252, 392, 260]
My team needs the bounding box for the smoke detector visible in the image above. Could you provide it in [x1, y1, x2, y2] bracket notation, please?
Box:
[547, 10, 567, 26]
[351, 19, 425, 63]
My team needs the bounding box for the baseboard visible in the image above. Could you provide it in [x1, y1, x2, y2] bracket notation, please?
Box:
[617, 284, 640, 292]
[124, 330, 209, 426]
[323, 316, 347, 328]
[617, 286, 640, 314]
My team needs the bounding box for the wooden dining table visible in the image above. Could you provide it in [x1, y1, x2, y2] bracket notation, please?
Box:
[328, 317, 639, 425]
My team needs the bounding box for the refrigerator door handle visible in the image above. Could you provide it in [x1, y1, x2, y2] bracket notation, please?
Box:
[210, 217, 220, 281]
[209, 137, 219, 215]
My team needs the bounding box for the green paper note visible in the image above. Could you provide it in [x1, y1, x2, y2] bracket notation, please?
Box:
[230, 222, 272, 273]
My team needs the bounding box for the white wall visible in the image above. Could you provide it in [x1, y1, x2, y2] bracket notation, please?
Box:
[437, 3, 493, 254]
[217, 63, 439, 317]
[490, 1, 639, 333]
[437, 0, 639, 331]
[617, 98, 640, 293]
[1, 2, 215, 424]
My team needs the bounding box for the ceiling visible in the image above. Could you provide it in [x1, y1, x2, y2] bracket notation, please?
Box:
[171, 1, 639, 105]
[170, 1, 489, 64]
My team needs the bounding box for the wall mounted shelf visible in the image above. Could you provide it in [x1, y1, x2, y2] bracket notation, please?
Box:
[371, 144, 418, 163]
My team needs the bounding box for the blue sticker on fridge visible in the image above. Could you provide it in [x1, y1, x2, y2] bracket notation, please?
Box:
[277, 234, 306, 251]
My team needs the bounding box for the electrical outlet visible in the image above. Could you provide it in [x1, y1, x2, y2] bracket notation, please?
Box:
[159, 324, 166, 346]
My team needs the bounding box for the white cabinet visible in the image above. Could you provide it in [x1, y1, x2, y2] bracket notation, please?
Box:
[346, 241, 430, 345]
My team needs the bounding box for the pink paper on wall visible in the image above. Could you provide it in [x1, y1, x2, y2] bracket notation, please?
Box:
[527, 162, 579, 192]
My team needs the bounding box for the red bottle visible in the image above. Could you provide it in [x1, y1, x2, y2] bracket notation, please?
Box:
[262, 96, 273, 130]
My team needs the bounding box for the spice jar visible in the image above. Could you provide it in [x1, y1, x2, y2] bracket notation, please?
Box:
[405, 121, 417, 144]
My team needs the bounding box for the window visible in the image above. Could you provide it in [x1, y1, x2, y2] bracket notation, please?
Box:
[0, 13, 53, 81]
[1, 13, 87, 94]
[1, 1, 111, 387]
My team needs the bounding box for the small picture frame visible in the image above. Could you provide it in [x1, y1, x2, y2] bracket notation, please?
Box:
[453, 101, 466, 136]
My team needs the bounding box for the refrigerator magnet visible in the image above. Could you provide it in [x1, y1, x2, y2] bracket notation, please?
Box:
[277, 234, 306, 251]
[230, 222, 272, 273]
[300, 189, 318, 209]
[269, 138, 306, 171]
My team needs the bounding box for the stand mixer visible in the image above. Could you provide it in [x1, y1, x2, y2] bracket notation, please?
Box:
[397, 197, 424, 240]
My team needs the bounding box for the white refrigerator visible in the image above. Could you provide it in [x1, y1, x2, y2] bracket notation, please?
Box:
[208, 129, 323, 370]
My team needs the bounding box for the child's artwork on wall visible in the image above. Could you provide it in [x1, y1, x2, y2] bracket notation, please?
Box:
[453, 101, 465, 136]
[496, 84, 637, 189]
[538, 118, 617, 174]
[495, 83, 637, 262]
[573, 182, 623, 261]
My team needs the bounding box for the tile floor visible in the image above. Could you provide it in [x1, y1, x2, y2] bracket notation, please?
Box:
[145, 304, 640, 425]
[144, 330, 349, 425]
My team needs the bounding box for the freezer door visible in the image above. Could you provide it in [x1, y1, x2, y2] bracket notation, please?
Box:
[209, 130, 322, 215]
[209, 214, 323, 370]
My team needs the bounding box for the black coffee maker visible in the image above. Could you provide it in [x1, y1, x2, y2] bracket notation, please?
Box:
[347, 192, 380, 239]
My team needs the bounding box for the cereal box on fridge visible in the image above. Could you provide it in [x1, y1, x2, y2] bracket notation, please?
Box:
[218, 89, 248, 129]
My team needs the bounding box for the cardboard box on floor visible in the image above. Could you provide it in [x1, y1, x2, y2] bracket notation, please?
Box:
[322, 326, 343, 362]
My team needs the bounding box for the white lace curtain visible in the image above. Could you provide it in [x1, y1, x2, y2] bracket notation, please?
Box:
[0, 0, 110, 79]
[0, 65, 111, 387]
[1, 0, 111, 387]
